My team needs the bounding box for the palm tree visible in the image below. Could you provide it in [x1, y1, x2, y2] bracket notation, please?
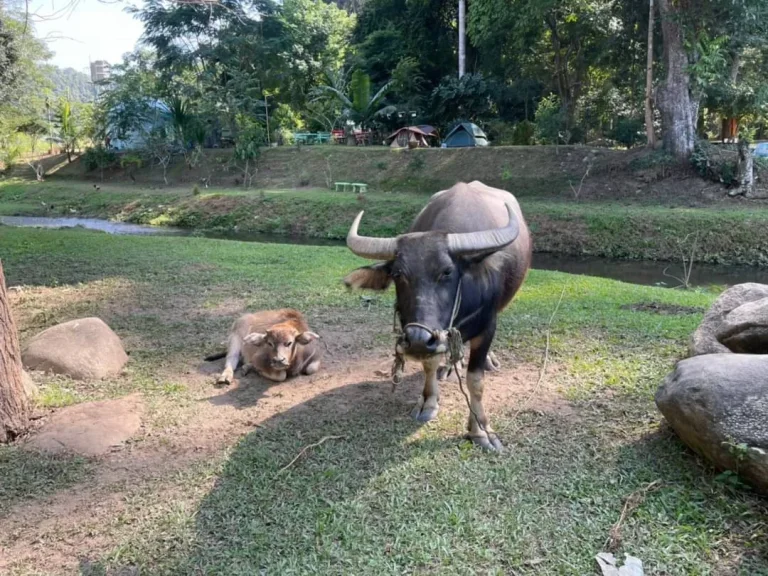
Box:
[57, 100, 78, 163]
[312, 69, 394, 133]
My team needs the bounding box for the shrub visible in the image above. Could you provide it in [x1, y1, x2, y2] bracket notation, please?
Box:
[82, 145, 117, 172]
[690, 140, 739, 187]
[485, 120, 516, 146]
[512, 120, 536, 145]
[534, 95, 566, 144]
[611, 117, 644, 149]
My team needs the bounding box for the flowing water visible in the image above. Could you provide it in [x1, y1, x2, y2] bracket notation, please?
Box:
[3, 215, 767, 288]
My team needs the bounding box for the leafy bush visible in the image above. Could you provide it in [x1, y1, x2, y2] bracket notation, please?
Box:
[611, 117, 644, 149]
[690, 140, 739, 187]
[82, 145, 117, 171]
[484, 120, 516, 146]
[534, 95, 566, 144]
[512, 120, 536, 145]
[120, 153, 143, 170]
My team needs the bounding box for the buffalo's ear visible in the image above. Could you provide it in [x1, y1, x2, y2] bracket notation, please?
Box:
[244, 332, 267, 346]
[297, 331, 319, 345]
[343, 262, 393, 291]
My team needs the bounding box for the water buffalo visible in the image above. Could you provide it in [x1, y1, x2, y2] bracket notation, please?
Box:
[207, 309, 321, 384]
[343, 181, 532, 450]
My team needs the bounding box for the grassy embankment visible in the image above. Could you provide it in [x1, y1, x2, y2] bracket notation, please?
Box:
[0, 225, 766, 574]
[3, 177, 768, 265]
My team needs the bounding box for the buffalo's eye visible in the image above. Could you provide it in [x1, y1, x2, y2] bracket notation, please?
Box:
[285, 341, 293, 347]
[440, 267, 454, 280]
[268, 341, 275, 348]
[391, 270, 402, 280]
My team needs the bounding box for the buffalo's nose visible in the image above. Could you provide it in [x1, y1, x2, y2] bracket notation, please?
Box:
[403, 325, 439, 355]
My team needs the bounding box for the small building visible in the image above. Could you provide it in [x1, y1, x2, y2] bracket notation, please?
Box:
[386, 126, 435, 149]
[107, 99, 172, 151]
[442, 122, 489, 148]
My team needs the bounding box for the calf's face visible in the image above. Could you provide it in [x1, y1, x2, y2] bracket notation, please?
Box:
[244, 323, 318, 369]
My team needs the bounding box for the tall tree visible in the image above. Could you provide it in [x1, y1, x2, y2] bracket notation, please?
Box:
[0, 261, 29, 444]
[656, 0, 698, 160]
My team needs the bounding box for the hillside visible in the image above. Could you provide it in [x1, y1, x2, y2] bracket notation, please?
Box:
[54, 145, 766, 207]
[46, 66, 96, 102]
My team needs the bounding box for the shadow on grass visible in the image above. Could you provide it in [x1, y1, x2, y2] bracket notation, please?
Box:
[78, 385, 768, 575]
[0, 446, 92, 517]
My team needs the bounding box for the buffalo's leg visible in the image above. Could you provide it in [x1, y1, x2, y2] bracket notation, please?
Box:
[436, 358, 464, 381]
[465, 330, 503, 451]
[484, 351, 501, 372]
[303, 360, 321, 375]
[411, 355, 441, 422]
[217, 335, 242, 385]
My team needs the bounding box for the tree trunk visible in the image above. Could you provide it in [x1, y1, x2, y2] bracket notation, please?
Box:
[0, 261, 30, 443]
[735, 138, 754, 198]
[656, 0, 698, 161]
[458, 0, 466, 78]
[645, 0, 656, 148]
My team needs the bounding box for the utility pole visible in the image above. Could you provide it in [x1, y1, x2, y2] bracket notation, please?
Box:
[644, 0, 656, 148]
[458, 0, 466, 78]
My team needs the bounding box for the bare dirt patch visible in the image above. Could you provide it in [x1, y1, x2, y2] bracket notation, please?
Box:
[0, 333, 568, 573]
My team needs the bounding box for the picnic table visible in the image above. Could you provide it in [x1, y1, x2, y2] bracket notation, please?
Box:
[293, 131, 332, 145]
[335, 182, 368, 194]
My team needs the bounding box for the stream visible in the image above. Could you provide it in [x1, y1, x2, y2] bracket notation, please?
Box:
[2, 215, 766, 288]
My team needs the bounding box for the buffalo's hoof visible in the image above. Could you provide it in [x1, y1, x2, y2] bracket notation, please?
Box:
[466, 433, 504, 452]
[411, 403, 439, 422]
[215, 376, 232, 387]
[484, 352, 501, 372]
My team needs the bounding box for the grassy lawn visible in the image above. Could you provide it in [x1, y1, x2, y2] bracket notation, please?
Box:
[0, 225, 766, 575]
[4, 179, 768, 266]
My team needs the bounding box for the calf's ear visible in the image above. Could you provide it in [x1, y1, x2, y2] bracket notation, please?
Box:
[297, 331, 320, 345]
[343, 261, 393, 291]
[244, 332, 267, 346]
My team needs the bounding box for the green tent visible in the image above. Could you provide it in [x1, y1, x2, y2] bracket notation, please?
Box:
[441, 122, 489, 148]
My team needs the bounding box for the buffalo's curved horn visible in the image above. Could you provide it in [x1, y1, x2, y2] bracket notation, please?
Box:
[446, 203, 520, 256]
[346, 211, 398, 260]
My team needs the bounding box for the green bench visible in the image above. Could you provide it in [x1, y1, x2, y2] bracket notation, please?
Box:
[335, 182, 368, 193]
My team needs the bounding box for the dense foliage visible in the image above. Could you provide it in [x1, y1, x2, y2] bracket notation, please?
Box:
[2, 0, 768, 168]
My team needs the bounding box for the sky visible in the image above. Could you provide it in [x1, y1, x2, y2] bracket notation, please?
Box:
[29, 0, 144, 72]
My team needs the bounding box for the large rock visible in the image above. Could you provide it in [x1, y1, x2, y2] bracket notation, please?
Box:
[22, 317, 128, 380]
[690, 283, 768, 356]
[27, 394, 144, 456]
[655, 354, 768, 493]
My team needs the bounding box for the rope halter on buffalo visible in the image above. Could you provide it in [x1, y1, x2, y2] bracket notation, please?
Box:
[390, 279, 491, 438]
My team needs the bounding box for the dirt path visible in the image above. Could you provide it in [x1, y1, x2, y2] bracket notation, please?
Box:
[0, 340, 569, 573]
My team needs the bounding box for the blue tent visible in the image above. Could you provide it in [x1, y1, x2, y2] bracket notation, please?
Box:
[442, 122, 489, 148]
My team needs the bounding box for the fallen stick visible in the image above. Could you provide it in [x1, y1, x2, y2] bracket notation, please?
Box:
[279, 435, 345, 473]
[606, 480, 662, 551]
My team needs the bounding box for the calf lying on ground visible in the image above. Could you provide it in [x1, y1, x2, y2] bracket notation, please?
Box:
[205, 309, 321, 384]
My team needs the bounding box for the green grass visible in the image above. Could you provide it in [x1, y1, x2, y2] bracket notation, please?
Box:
[1, 225, 767, 574]
[4, 179, 768, 265]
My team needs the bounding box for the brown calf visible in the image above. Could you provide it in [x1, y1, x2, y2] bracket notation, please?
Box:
[208, 309, 321, 384]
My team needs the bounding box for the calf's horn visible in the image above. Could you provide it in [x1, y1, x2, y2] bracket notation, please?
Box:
[346, 211, 398, 260]
[446, 203, 520, 256]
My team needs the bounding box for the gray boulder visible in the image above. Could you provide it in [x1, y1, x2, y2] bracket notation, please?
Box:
[655, 354, 768, 493]
[690, 283, 768, 356]
[22, 317, 128, 380]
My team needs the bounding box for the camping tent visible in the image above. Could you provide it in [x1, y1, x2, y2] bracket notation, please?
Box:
[386, 126, 435, 149]
[442, 122, 489, 148]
